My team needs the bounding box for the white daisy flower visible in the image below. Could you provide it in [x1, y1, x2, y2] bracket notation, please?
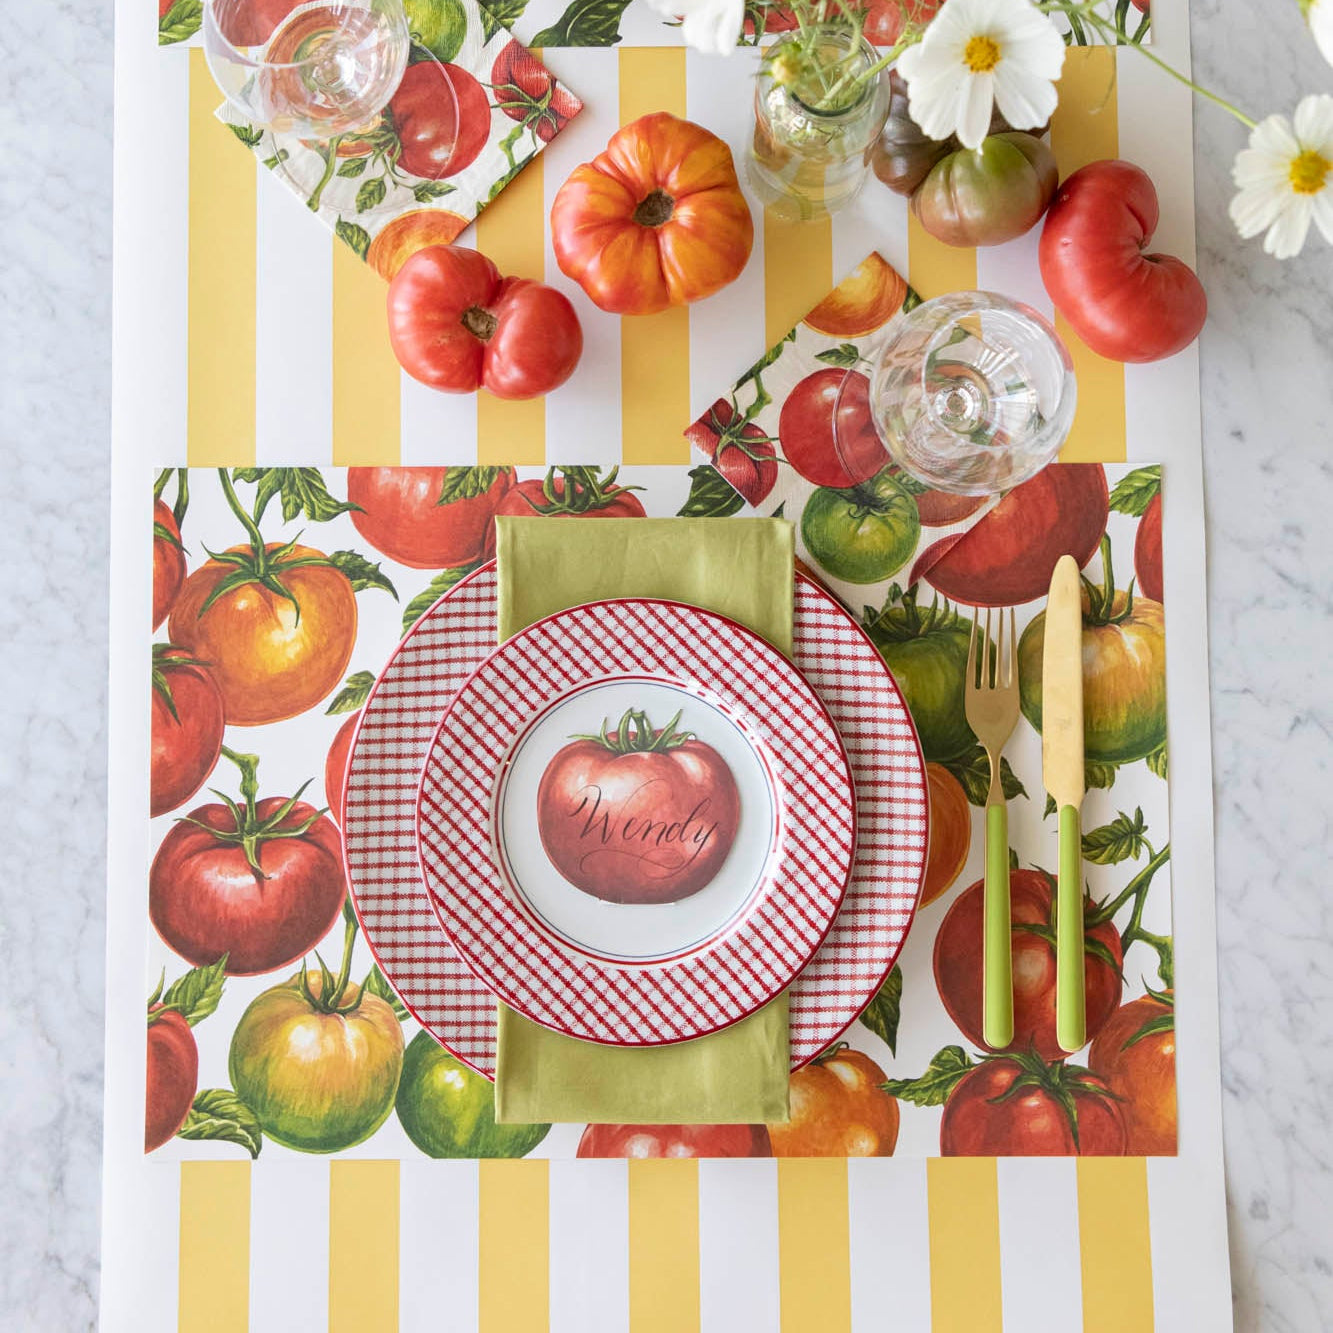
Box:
[1298, 0, 1333, 68]
[642, 0, 744, 55]
[896, 0, 1066, 150]
[1230, 94, 1333, 259]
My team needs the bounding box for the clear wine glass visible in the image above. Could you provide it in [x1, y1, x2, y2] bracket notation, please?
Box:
[836, 291, 1077, 496]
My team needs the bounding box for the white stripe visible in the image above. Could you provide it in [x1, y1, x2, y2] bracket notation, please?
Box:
[1148, 1158, 1233, 1332]
[550, 1159, 630, 1332]
[401, 370, 479, 465]
[997, 1157, 1082, 1333]
[976, 229, 1052, 319]
[848, 1158, 931, 1331]
[101, 1163, 181, 1333]
[835, 169, 911, 302]
[249, 1158, 330, 1332]
[400, 1159, 480, 1333]
[699, 1159, 781, 1333]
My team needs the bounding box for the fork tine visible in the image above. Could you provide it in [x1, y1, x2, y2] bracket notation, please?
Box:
[968, 606, 980, 691]
[1006, 608, 1017, 688]
[984, 607, 993, 688]
[994, 606, 1004, 689]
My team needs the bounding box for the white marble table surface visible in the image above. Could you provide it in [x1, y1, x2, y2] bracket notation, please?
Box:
[1, 1, 1329, 1328]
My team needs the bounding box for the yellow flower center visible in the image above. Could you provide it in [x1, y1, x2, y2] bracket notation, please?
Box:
[964, 34, 1002, 73]
[1289, 149, 1331, 196]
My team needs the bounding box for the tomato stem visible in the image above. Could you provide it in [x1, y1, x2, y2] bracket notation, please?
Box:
[571, 708, 696, 754]
[633, 190, 676, 228]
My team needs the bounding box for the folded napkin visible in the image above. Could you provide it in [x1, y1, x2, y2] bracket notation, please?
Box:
[493, 516, 794, 1125]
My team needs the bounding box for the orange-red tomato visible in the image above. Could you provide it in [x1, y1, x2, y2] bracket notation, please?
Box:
[146, 1007, 198, 1152]
[1088, 992, 1176, 1154]
[577, 1124, 771, 1158]
[803, 253, 907, 338]
[551, 113, 754, 316]
[921, 763, 971, 906]
[151, 647, 225, 818]
[168, 545, 357, 726]
[367, 209, 470, 281]
[768, 1048, 899, 1156]
[152, 500, 186, 631]
[324, 712, 359, 826]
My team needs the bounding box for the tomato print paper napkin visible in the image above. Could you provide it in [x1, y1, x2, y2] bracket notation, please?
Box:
[215, 8, 581, 276]
[492, 517, 793, 1125]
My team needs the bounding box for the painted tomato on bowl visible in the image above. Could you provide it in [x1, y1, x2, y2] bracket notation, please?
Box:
[577, 1123, 772, 1158]
[537, 708, 740, 905]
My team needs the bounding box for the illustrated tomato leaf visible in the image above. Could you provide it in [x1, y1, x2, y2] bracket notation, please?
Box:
[233, 467, 360, 525]
[480, 0, 531, 40]
[177, 1090, 263, 1159]
[531, 0, 633, 46]
[326, 670, 376, 716]
[1086, 760, 1119, 792]
[328, 550, 398, 598]
[882, 1046, 975, 1107]
[1082, 807, 1148, 865]
[262, 149, 290, 170]
[1122, 1009, 1174, 1052]
[227, 122, 264, 149]
[902, 285, 923, 314]
[438, 467, 508, 504]
[942, 744, 1027, 807]
[357, 176, 388, 213]
[159, 0, 203, 44]
[338, 157, 370, 179]
[364, 965, 409, 1022]
[402, 565, 477, 635]
[678, 466, 745, 518]
[335, 218, 372, 259]
[413, 180, 457, 203]
[1107, 465, 1161, 517]
[159, 956, 229, 1027]
[858, 966, 902, 1056]
[1146, 744, 1168, 780]
[815, 343, 862, 369]
[736, 330, 796, 390]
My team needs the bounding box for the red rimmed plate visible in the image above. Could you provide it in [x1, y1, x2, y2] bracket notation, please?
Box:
[342, 565, 928, 1072]
[415, 599, 857, 1047]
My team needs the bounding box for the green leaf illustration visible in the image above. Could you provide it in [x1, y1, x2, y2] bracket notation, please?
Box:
[177, 1090, 263, 1159]
[159, 0, 203, 44]
[364, 965, 410, 1022]
[815, 343, 862, 369]
[1146, 744, 1168, 780]
[1086, 760, 1119, 791]
[531, 0, 633, 46]
[438, 467, 509, 504]
[480, 0, 531, 41]
[882, 1046, 975, 1107]
[1108, 465, 1161, 517]
[228, 122, 265, 149]
[943, 743, 1027, 807]
[158, 956, 229, 1028]
[357, 176, 388, 214]
[403, 565, 477, 635]
[858, 966, 902, 1057]
[1082, 807, 1148, 865]
[336, 218, 372, 259]
[677, 466, 745, 518]
[413, 180, 457, 203]
[338, 157, 370, 179]
[328, 550, 398, 598]
[326, 671, 376, 716]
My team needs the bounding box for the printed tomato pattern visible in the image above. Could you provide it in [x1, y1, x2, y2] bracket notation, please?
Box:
[148, 463, 1174, 1162]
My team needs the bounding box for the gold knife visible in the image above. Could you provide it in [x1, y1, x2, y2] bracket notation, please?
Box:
[1043, 554, 1086, 1054]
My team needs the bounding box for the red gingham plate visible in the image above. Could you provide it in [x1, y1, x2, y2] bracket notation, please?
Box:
[415, 599, 857, 1047]
[342, 565, 928, 1071]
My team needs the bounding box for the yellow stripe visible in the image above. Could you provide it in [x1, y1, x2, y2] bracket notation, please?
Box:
[905, 211, 977, 302]
[1051, 46, 1125, 464]
[332, 240, 402, 465]
[474, 146, 547, 467]
[329, 1161, 399, 1333]
[926, 1158, 1003, 1332]
[479, 1160, 549, 1332]
[619, 48, 691, 465]
[179, 1161, 250, 1331]
[778, 1159, 850, 1333]
[1078, 1158, 1155, 1333]
[629, 1160, 701, 1333]
[763, 214, 832, 349]
[188, 48, 256, 467]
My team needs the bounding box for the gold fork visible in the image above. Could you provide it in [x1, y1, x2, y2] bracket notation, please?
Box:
[964, 606, 1019, 1050]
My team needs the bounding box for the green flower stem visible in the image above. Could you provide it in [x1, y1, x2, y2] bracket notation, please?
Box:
[822, 35, 912, 108]
[306, 134, 347, 212]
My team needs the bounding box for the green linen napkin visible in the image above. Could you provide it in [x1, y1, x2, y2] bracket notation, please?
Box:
[493, 516, 795, 1125]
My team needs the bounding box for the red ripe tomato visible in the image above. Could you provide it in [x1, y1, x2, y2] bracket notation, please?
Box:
[152, 500, 186, 631]
[151, 646, 225, 819]
[388, 247, 583, 401]
[1039, 160, 1207, 364]
[578, 1123, 772, 1158]
[684, 400, 777, 507]
[1135, 491, 1164, 603]
[911, 463, 1109, 607]
[900, 472, 988, 526]
[779, 369, 890, 490]
[348, 466, 514, 569]
[390, 62, 491, 181]
[941, 1053, 1127, 1155]
[1088, 991, 1175, 1155]
[149, 755, 346, 975]
[145, 1007, 198, 1152]
[537, 709, 741, 904]
[490, 41, 581, 144]
[934, 869, 1124, 1059]
[214, 0, 300, 45]
[864, 0, 940, 43]
[495, 468, 647, 519]
[325, 712, 359, 826]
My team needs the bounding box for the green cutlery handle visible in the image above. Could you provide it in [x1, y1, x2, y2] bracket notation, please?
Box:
[1056, 803, 1086, 1053]
[983, 803, 1013, 1049]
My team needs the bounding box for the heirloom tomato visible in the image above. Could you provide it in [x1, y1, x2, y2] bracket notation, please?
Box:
[404, 0, 467, 64]
[390, 62, 490, 181]
[551, 112, 754, 315]
[1088, 991, 1176, 1155]
[396, 1030, 550, 1158]
[684, 401, 777, 507]
[768, 1047, 899, 1157]
[152, 500, 186, 630]
[145, 1008, 199, 1152]
[537, 709, 740, 905]
[801, 469, 920, 585]
[230, 970, 404, 1153]
[367, 208, 470, 281]
[494, 467, 646, 518]
[491, 41, 580, 143]
[780, 369, 889, 490]
[1136, 491, 1164, 603]
[151, 645, 225, 819]
[941, 1052, 1127, 1156]
[1039, 160, 1207, 363]
[324, 712, 359, 826]
[349, 466, 513, 568]
[150, 751, 346, 975]
[388, 246, 583, 400]
[921, 763, 971, 906]
[862, 0, 940, 44]
[578, 1123, 772, 1158]
[803, 253, 907, 339]
[934, 869, 1124, 1059]
[215, 0, 299, 45]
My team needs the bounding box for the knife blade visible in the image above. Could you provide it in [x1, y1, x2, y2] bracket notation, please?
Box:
[1043, 554, 1086, 1053]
